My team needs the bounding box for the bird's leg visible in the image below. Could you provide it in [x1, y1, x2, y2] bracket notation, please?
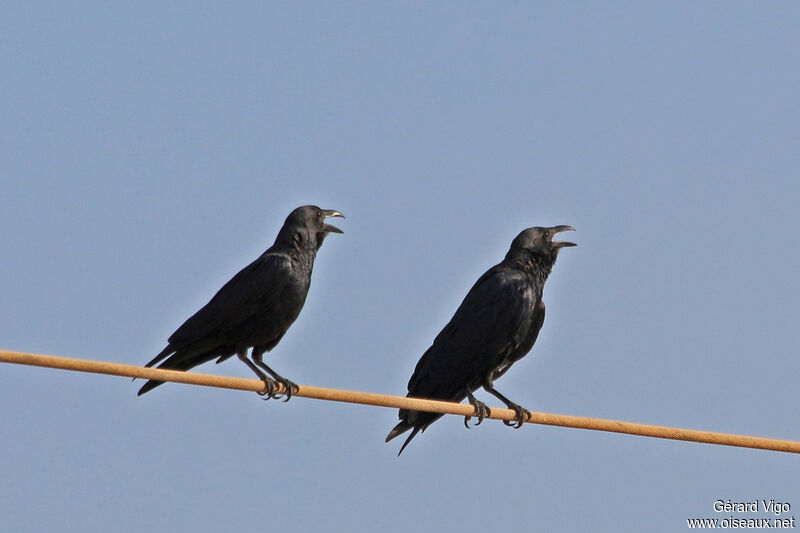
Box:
[237, 352, 277, 398]
[463, 388, 491, 428]
[251, 350, 298, 402]
[484, 386, 531, 429]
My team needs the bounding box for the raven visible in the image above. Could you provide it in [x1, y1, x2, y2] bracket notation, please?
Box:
[137, 205, 344, 398]
[386, 225, 575, 454]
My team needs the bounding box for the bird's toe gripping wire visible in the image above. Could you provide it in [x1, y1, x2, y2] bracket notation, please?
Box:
[502, 402, 531, 429]
[268, 376, 299, 402]
[484, 386, 531, 429]
[464, 389, 491, 429]
[255, 376, 279, 398]
[251, 358, 298, 402]
[236, 352, 280, 399]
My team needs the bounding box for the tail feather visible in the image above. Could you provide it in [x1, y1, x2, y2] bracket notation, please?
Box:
[132, 345, 174, 394]
[137, 346, 223, 396]
[397, 427, 422, 456]
[386, 421, 412, 442]
[144, 345, 174, 368]
[137, 377, 165, 396]
[386, 421, 423, 456]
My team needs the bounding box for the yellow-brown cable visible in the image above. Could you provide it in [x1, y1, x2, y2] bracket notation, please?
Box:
[2, 349, 798, 454]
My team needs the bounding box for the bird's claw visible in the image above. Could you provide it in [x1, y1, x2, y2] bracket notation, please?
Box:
[267, 378, 299, 402]
[464, 395, 491, 429]
[257, 377, 277, 399]
[502, 403, 531, 429]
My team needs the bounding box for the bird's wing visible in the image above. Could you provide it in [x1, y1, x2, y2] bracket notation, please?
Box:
[167, 252, 293, 347]
[493, 299, 545, 379]
[408, 267, 536, 399]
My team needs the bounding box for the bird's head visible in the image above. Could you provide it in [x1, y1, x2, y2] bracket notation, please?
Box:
[281, 205, 345, 250]
[294, 205, 344, 234]
[509, 225, 576, 262]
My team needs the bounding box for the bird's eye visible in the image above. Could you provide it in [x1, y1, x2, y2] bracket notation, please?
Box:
[317, 211, 323, 217]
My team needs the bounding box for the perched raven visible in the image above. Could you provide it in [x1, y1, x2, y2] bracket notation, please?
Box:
[137, 205, 344, 398]
[386, 225, 575, 454]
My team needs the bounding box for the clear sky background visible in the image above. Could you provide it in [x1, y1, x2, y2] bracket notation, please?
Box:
[2, 3, 799, 532]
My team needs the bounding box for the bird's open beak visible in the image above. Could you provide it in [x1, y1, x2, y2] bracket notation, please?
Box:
[322, 210, 345, 233]
[550, 225, 576, 248]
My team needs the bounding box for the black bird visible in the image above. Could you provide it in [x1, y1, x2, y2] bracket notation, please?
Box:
[386, 225, 575, 454]
[137, 205, 344, 397]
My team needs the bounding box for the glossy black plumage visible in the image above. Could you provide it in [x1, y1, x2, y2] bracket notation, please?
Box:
[137, 205, 343, 396]
[386, 226, 575, 454]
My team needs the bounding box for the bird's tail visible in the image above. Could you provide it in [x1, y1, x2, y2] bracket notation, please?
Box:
[136, 346, 219, 396]
[144, 345, 174, 369]
[131, 345, 174, 393]
[385, 421, 411, 442]
[386, 421, 422, 456]
[137, 375, 168, 396]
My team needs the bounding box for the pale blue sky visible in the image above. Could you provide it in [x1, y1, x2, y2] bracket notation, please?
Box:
[2, 3, 799, 532]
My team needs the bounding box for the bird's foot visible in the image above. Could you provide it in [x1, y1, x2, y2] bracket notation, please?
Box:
[268, 377, 299, 402]
[256, 377, 278, 399]
[464, 391, 491, 429]
[502, 402, 531, 429]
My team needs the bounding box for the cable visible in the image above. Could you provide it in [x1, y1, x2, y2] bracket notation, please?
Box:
[1, 349, 797, 454]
